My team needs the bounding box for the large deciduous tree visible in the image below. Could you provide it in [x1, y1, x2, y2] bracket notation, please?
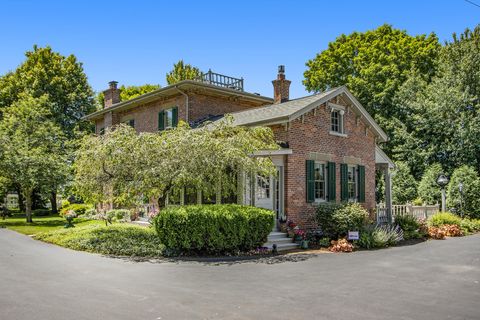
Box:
[73, 117, 278, 208]
[0, 94, 67, 222]
[0, 45, 95, 137]
[303, 24, 440, 119]
[166, 60, 202, 85]
[0, 46, 95, 212]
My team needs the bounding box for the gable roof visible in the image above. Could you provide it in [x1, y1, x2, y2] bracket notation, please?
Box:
[224, 86, 388, 142]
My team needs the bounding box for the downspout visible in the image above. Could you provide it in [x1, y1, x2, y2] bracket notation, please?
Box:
[175, 86, 189, 123]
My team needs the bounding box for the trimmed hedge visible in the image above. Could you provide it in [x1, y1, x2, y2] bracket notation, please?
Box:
[33, 208, 51, 216]
[152, 204, 274, 254]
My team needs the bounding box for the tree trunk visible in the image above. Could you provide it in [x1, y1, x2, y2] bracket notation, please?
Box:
[50, 190, 58, 215]
[25, 191, 33, 223]
[16, 186, 25, 213]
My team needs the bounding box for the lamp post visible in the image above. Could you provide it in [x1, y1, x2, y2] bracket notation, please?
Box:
[436, 173, 449, 212]
[458, 182, 464, 218]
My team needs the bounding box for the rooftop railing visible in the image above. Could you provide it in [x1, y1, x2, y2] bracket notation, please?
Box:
[195, 69, 244, 91]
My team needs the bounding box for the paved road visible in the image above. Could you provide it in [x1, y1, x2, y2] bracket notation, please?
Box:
[0, 229, 479, 320]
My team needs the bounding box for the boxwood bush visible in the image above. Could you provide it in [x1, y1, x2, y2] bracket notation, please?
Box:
[152, 204, 274, 254]
[315, 203, 369, 238]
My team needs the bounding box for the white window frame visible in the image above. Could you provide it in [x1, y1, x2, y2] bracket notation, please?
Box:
[347, 165, 358, 202]
[314, 162, 327, 202]
[256, 175, 271, 199]
[329, 103, 347, 137]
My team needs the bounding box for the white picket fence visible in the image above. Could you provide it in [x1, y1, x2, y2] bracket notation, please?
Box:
[376, 203, 439, 223]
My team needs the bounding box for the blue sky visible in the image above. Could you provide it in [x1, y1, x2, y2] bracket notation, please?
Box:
[0, 0, 479, 98]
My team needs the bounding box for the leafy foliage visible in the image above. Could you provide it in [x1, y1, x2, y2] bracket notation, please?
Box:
[34, 224, 165, 257]
[315, 203, 369, 239]
[74, 118, 278, 207]
[417, 163, 443, 204]
[427, 212, 462, 227]
[59, 203, 92, 216]
[446, 165, 480, 218]
[391, 162, 417, 203]
[0, 94, 68, 222]
[0, 45, 95, 138]
[304, 24, 440, 120]
[152, 204, 274, 254]
[166, 60, 202, 85]
[358, 224, 403, 249]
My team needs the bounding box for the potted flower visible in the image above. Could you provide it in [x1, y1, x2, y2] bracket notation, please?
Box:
[278, 217, 287, 232]
[286, 219, 296, 238]
[294, 228, 306, 242]
[64, 210, 76, 228]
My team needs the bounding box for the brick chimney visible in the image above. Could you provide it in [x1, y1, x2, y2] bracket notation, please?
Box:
[103, 81, 121, 108]
[272, 65, 291, 104]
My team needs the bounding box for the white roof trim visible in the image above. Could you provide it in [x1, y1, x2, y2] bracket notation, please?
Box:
[375, 146, 395, 168]
[287, 86, 388, 143]
[252, 149, 293, 156]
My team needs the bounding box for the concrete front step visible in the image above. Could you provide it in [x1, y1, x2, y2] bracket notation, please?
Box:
[264, 230, 300, 251]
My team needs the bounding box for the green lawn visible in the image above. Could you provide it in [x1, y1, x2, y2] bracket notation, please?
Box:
[0, 214, 103, 235]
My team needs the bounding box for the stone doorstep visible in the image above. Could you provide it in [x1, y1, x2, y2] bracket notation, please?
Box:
[264, 230, 300, 251]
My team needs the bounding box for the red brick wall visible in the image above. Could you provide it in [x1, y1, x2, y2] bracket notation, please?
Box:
[95, 92, 268, 134]
[271, 95, 376, 229]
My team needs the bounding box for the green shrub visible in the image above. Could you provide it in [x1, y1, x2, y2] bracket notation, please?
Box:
[446, 165, 480, 219]
[460, 219, 480, 234]
[60, 203, 92, 216]
[392, 214, 425, 239]
[358, 224, 404, 249]
[316, 203, 369, 238]
[152, 204, 274, 254]
[318, 237, 330, 247]
[32, 208, 51, 216]
[60, 199, 70, 208]
[34, 224, 164, 257]
[394, 214, 420, 232]
[84, 208, 97, 219]
[428, 212, 462, 227]
[106, 209, 131, 222]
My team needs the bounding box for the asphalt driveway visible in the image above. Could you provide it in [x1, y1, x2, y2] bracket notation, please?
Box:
[0, 229, 479, 320]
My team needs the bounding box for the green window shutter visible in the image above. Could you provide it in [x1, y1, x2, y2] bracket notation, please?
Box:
[327, 162, 336, 201]
[306, 160, 315, 203]
[172, 107, 178, 127]
[358, 165, 365, 202]
[158, 111, 165, 131]
[340, 163, 348, 201]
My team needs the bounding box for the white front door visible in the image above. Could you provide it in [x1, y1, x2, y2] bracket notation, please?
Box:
[255, 175, 274, 210]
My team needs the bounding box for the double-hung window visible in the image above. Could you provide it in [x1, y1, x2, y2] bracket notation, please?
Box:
[314, 162, 327, 201]
[330, 105, 345, 135]
[347, 165, 357, 201]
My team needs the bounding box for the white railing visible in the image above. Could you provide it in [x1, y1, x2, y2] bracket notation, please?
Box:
[376, 203, 439, 223]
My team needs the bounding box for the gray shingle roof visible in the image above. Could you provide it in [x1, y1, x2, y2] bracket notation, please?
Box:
[228, 88, 338, 126]
[219, 86, 389, 142]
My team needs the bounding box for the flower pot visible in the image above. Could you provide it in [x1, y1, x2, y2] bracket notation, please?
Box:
[294, 235, 303, 242]
[301, 240, 309, 249]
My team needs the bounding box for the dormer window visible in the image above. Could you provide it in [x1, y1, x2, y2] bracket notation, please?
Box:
[329, 104, 346, 136]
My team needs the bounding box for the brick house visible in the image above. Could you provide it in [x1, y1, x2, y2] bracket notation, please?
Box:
[84, 67, 394, 229]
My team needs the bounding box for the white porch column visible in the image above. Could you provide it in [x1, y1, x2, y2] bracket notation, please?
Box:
[384, 166, 393, 224]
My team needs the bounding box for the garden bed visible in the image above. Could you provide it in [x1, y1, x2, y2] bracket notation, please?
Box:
[34, 224, 165, 257]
